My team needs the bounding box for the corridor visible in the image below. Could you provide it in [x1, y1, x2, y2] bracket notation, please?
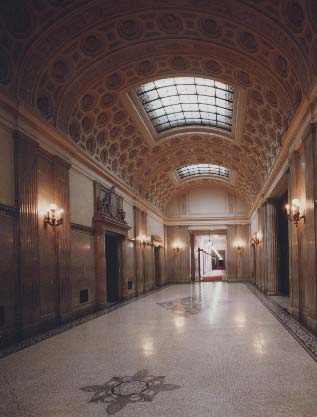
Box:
[0, 283, 316, 417]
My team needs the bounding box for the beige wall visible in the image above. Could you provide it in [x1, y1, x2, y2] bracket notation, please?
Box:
[226, 225, 250, 281]
[0, 125, 15, 206]
[166, 226, 191, 283]
[70, 228, 96, 311]
[123, 200, 135, 238]
[166, 184, 248, 217]
[147, 213, 164, 240]
[69, 169, 94, 227]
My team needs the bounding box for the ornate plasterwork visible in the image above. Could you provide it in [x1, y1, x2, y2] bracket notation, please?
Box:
[0, 0, 316, 212]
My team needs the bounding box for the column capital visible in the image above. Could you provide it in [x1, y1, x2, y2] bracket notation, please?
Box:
[13, 129, 39, 149]
[53, 155, 72, 170]
[263, 197, 278, 206]
[288, 149, 300, 165]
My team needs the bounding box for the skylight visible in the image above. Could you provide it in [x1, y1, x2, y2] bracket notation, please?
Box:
[135, 77, 233, 133]
[177, 164, 230, 179]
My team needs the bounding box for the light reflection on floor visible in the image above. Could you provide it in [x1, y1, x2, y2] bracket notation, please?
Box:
[1, 282, 317, 417]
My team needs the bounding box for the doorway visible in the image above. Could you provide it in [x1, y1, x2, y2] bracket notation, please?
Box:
[193, 232, 227, 281]
[278, 192, 290, 295]
[105, 234, 120, 302]
[154, 246, 161, 287]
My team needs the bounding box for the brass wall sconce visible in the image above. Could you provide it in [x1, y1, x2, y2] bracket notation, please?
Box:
[250, 232, 263, 247]
[172, 240, 183, 254]
[286, 199, 305, 227]
[137, 234, 151, 248]
[44, 204, 64, 227]
[234, 240, 244, 254]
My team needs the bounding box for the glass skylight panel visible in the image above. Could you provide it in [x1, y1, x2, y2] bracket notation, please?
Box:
[135, 77, 233, 132]
[177, 164, 230, 179]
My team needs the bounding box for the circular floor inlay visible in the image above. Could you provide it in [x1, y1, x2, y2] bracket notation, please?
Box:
[112, 380, 149, 397]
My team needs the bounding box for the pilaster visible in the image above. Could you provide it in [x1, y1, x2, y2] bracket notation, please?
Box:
[94, 220, 107, 307]
[288, 151, 301, 319]
[14, 130, 40, 332]
[263, 199, 279, 295]
[53, 156, 72, 319]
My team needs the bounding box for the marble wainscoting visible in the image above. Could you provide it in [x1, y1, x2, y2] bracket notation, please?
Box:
[247, 283, 317, 361]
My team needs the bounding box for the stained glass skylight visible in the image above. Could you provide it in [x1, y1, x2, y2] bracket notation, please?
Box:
[177, 164, 230, 179]
[135, 77, 233, 133]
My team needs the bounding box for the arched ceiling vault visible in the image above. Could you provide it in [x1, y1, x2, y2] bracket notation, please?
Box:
[1, 0, 316, 213]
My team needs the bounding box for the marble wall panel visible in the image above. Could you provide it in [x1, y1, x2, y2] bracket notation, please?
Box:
[288, 152, 300, 317]
[144, 245, 155, 292]
[69, 169, 94, 227]
[0, 125, 15, 206]
[166, 226, 191, 283]
[296, 128, 317, 331]
[70, 228, 96, 310]
[37, 152, 57, 319]
[0, 213, 17, 340]
[14, 131, 41, 330]
[226, 224, 250, 281]
[122, 239, 136, 298]
[54, 157, 72, 318]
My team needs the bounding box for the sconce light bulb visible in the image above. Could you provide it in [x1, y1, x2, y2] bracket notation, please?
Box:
[49, 203, 57, 211]
[44, 203, 64, 227]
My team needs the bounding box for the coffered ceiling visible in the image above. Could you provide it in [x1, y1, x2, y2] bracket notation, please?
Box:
[0, 0, 316, 212]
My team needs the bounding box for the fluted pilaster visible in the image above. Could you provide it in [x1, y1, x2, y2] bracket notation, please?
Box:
[288, 151, 300, 318]
[263, 199, 279, 295]
[14, 130, 40, 330]
[53, 156, 72, 319]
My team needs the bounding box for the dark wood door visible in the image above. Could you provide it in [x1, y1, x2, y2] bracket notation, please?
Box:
[278, 192, 290, 295]
[105, 235, 120, 302]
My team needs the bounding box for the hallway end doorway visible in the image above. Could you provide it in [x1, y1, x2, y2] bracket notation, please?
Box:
[191, 231, 227, 282]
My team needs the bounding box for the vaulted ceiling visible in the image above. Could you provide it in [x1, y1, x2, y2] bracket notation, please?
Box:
[1, 0, 316, 212]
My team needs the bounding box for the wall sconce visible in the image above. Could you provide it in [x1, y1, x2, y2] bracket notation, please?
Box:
[137, 234, 151, 248]
[44, 204, 64, 227]
[172, 240, 183, 254]
[250, 232, 263, 247]
[234, 240, 244, 254]
[286, 199, 305, 227]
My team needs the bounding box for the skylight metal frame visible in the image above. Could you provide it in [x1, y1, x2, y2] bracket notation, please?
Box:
[176, 164, 230, 180]
[134, 77, 234, 133]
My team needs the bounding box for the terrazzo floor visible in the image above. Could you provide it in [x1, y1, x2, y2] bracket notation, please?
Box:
[1, 283, 317, 417]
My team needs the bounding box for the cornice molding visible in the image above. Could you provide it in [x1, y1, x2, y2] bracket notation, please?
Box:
[70, 223, 94, 234]
[164, 216, 249, 226]
[0, 203, 19, 218]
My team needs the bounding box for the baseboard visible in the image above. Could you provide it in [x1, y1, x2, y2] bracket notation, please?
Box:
[301, 313, 317, 335]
